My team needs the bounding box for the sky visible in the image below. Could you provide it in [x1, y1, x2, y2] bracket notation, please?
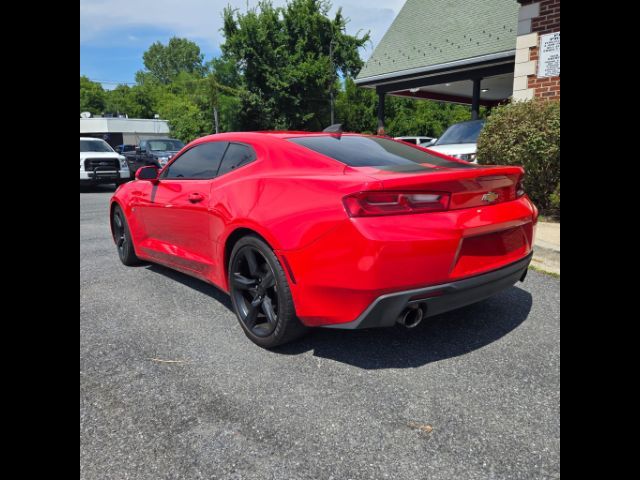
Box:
[79, 0, 406, 89]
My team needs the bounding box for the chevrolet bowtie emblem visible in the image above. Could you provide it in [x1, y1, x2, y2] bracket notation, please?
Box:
[482, 192, 499, 203]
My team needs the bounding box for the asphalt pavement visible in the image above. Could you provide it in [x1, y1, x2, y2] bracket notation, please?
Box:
[80, 185, 560, 480]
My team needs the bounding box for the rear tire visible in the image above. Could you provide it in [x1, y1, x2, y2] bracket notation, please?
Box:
[229, 236, 307, 348]
[111, 205, 141, 266]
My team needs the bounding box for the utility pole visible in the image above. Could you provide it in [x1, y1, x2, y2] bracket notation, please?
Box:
[329, 39, 335, 125]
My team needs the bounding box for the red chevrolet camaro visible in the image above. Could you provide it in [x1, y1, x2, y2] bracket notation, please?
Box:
[110, 130, 538, 347]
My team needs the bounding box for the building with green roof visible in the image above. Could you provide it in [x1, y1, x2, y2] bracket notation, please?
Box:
[355, 0, 521, 132]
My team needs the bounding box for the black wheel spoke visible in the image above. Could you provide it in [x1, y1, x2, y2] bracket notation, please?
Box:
[113, 214, 126, 250]
[243, 249, 259, 277]
[245, 304, 259, 329]
[261, 296, 277, 324]
[232, 273, 257, 290]
[261, 269, 275, 289]
[251, 294, 263, 308]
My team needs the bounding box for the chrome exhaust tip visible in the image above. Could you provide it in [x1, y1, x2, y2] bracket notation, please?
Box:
[397, 305, 424, 328]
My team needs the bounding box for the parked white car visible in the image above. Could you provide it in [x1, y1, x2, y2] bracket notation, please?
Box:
[394, 136, 436, 146]
[80, 137, 130, 187]
[421, 119, 485, 163]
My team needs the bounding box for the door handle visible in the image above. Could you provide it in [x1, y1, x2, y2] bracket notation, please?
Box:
[188, 192, 205, 203]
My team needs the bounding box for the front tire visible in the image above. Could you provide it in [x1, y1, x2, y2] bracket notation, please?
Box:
[229, 236, 306, 348]
[111, 205, 140, 266]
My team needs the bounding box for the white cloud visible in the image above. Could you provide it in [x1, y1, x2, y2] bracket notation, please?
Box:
[80, 0, 405, 57]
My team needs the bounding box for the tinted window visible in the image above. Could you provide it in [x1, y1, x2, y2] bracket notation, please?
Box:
[217, 143, 256, 177]
[148, 139, 185, 151]
[435, 120, 485, 145]
[80, 139, 113, 153]
[163, 142, 229, 179]
[288, 136, 474, 170]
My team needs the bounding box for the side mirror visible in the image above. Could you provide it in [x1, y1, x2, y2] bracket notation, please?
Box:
[135, 166, 159, 181]
[135, 146, 142, 154]
[422, 139, 436, 147]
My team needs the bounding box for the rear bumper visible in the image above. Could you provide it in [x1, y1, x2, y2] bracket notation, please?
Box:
[284, 196, 536, 327]
[325, 252, 532, 329]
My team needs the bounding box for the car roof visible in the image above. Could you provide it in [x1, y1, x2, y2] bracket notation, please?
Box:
[189, 131, 376, 144]
[142, 137, 181, 141]
[253, 131, 336, 139]
[80, 137, 107, 141]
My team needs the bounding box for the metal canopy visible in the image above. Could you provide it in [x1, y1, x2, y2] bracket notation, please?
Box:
[355, 0, 520, 132]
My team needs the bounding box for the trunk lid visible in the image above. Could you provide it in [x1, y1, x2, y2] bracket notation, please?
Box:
[347, 164, 524, 210]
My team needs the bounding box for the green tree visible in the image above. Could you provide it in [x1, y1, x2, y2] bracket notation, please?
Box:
[208, 57, 244, 132]
[104, 84, 155, 118]
[335, 77, 377, 133]
[80, 76, 106, 115]
[141, 37, 206, 84]
[221, 0, 370, 130]
[385, 99, 475, 138]
[156, 93, 210, 143]
[208, 57, 242, 89]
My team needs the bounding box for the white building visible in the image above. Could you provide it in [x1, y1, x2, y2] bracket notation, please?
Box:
[80, 117, 171, 148]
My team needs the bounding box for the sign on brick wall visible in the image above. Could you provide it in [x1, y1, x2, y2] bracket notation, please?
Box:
[538, 32, 560, 78]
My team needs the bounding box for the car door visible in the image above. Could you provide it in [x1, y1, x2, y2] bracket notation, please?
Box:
[130, 140, 146, 173]
[136, 141, 229, 277]
[206, 142, 259, 260]
[141, 141, 156, 167]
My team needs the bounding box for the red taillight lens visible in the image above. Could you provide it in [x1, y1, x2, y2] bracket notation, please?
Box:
[343, 191, 450, 217]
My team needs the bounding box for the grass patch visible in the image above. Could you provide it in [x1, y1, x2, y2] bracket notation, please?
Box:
[538, 215, 560, 224]
[529, 265, 560, 279]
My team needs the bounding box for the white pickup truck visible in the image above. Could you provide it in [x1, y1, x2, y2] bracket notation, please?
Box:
[80, 137, 130, 188]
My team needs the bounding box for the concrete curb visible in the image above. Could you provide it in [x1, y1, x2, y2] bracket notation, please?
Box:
[535, 239, 560, 253]
[531, 245, 560, 276]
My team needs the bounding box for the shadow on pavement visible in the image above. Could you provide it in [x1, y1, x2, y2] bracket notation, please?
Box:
[141, 260, 532, 370]
[145, 263, 234, 311]
[276, 286, 532, 369]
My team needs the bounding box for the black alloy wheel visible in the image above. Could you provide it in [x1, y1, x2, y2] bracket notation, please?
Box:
[230, 245, 279, 337]
[111, 206, 140, 266]
[229, 236, 306, 347]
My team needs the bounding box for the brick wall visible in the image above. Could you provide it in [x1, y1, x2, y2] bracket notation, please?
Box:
[512, 0, 560, 102]
[527, 75, 560, 99]
[531, 0, 560, 35]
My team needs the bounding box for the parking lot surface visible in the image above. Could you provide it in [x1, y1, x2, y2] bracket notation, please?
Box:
[81, 186, 560, 480]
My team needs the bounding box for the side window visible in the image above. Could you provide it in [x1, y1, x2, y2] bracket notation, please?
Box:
[217, 143, 257, 177]
[163, 142, 229, 179]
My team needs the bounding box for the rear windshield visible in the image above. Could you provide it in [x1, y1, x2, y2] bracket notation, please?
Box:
[288, 135, 474, 170]
[80, 139, 113, 153]
[148, 139, 184, 151]
[435, 120, 484, 145]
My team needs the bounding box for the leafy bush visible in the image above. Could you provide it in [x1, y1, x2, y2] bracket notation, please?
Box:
[477, 100, 560, 216]
[549, 182, 560, 214]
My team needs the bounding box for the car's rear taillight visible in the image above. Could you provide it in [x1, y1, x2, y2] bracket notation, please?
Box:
[516, 175, 526, 198]
[343, 191, 450, 217]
